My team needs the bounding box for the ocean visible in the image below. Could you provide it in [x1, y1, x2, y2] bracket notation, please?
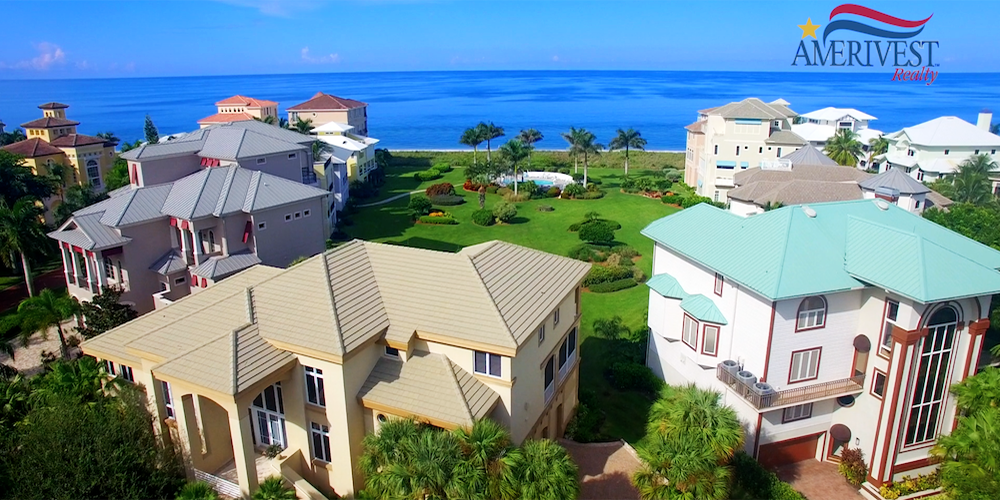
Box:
[1, 71, 998, 151]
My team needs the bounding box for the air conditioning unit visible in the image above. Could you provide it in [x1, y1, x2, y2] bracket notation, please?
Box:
[736, 370, 757, 386]
[751, 382, 776, 407]
[720, 360, 740, 376]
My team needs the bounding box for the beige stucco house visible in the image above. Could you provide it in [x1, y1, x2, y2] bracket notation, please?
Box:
[287, 92, 369, 136]
[83, 240, 589, 499]
[198, 95, 280, 128]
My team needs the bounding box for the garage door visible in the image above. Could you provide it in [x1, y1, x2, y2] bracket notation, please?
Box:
[758, 433, 821, 469]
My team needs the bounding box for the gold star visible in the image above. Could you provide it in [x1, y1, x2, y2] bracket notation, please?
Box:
[798, 18, 821, 39]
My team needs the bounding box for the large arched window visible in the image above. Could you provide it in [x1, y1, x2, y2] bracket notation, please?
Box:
[251, 383, 286, 448]
[904, 306, 959, 446]
[796, 296, 827, 331]
[86, 159, 101, 187]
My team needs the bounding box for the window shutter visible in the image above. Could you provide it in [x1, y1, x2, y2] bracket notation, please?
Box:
[243, 221, 253, 243]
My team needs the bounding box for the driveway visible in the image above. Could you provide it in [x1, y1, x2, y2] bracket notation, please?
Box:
[774, 460, 864, 500]
[560, 439, 641, 500]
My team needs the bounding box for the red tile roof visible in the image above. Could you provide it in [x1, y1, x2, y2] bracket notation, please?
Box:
[37, 102, 69, 110]
[685, 120, 706, 134]
[21, 117, 80, 129]
[287, 92, 366, 111]
[197, 112, 256, 124]
[1, 138, 65, 158]
[214, 95, 278, 108]
[50, 134, 109, 148]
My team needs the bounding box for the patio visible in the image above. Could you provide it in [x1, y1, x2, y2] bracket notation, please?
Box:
[560, 439, 642, 500]
[774, 459, 863, 500]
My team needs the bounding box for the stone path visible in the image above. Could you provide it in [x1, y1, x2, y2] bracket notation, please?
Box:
[774, 460, 863, 500]
[356, 190, 423, 208]
[560, 439, 642, 500]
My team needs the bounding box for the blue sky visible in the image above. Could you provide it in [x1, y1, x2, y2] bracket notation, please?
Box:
[1, 0, 997, 79]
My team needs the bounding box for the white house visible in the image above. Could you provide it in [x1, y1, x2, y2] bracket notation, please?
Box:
[642, 199, 1000, 499]
[876, 111, 1000, 185]
[791, 107, 883, 169]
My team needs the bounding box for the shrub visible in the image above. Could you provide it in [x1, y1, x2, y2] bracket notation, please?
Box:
[568, 223, 581, 232]
[611, 246, 640, 259]
[572, 173, 584, 182]
[425, 182, 456, 197]
[349, 179, 379, 199]
[681, 195, 715, 208]
[418, 215, 458, 225]
[414, 169, 442, 182]
[497, 187, 513, 196]
[607, 361, 662, 391]
[605, 253, 622, 267]
[503, 192, 531, 203]
[634, 177, 658, 193]
[537, 205, 554, 212]
[492, 201, 518, 223]
[632, 267, 646, 283]
[463, 179, 488, 191]
[546, 186, 561, 198]
[581, 190, 605, 200]
[878, 471, 940, 500]
[593, 316, 630, 340]
[561, 183, 585, 199]
[545, 166, 559, 173]
[519, 181, 539, 195]
[486, 185, 499, 194]
[657, 179, 673, 192]
[620, 177, 637, 191]
[590, 278, 638, 293]
[838, 446, 868, 487]
[578, 221, 616, 244]
[407, 195, 433, 216]
[663, 168, 683, 183]
[558, 167, 571, 175]
[661, 193, 684, 205]
[564, 402, 606, 443]
[471, 209, 494, 226]
[730, 452, 806, 500]
[568, 244, 599, 262]
[431, 162, 452, 173]
[583, 265, 633, 287]
[429, 194, 465, 206]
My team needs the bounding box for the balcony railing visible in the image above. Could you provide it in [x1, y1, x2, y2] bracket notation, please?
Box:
[544, 382, 554, 404]
[716, 365, 864, 410]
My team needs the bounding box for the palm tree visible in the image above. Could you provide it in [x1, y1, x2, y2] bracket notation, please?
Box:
[252, 476, 296, 500]
[577, 129, 603, 188]
[824, 128, 864, 166]
[609, 128, 647, 177]
[278, 117, 289, 129]
[498, 140, 530, 196]
[867, 136, 890, 168]
[293, 118, 314, 135]
[482, 122, 505, 164]
[561, 127, 586, 174]
[47, 163, 67, 202]
[176, 481, 221, 500]
[16, 289, 80, 359]
[0, 128, 26, 146]
[95, 131, 120, 144]
[516, 129, 543, 169]
[951, 154, 999, 205]
[504, 439, 580, 500]
[460, 127, 487, 166]
[0, 198, 48, 297]
[311, 140, 333, 160]
[452, 419, 515, 500]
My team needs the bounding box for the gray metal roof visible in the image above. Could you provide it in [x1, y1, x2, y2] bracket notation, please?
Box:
[243, 170, 328, 212]
[191, 251, 262, 280]
[161, 166, 327, 220]
[99, 185, 173, 227]
[859, 167, 931, 195]
[782, 145, 839, 167]
[149, 249, 188, 275]
[121, 121, 311, 162]
[48, 212, 132, 250]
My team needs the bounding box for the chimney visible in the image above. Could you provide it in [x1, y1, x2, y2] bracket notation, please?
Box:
[978, 108, 992, 131]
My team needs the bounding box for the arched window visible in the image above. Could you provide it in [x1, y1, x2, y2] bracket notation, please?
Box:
[796, 296, 827, 331]
[904, 306, 959, 446]
[251, 383, 286, 447]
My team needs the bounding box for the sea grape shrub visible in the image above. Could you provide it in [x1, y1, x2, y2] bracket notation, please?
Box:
[425, 182, 456, 197]
[492, 201, 518, 224]
[471, 209, 495, 226]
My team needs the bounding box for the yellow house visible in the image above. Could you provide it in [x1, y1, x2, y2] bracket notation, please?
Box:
[198, 95, 280, 128]
[83, 240, 588, 499]
[287, 92, 368, 136]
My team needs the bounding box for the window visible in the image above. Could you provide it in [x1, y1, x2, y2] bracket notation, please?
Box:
[714, 273, 724, 296]
[759, 147, 763, 153]
[304, 366, 326, 407]
[104, 257, 115, 280]
[943, 149, 949, 155]
[559, 328, 578, 370]
[285, 214, 292, 221]
[682, 314, 699, 350]
[544, 356, 555, 402]
[907, 149, 915, 157]
[915, 200, 921, 209]
[86, 160, 101, 187]
[871, 370, 887, 399]
[302, 165, 317, 184]
[161, 381, 175, 419]
[303, 209, 311, 217]
[796, 296, 826, 331]
[294, 212, 302, 219]
[119, 364, 134, 382]
[904, 306, 958, 446]
[384, 346, 399, 357]
[474, 351, 501, 377]
[288, 153, 297, 159]
[208, 230, 215, 251]
[975, 149, 980, 154]
[702, 325, 719, 356]
[256, 157, 267, 164]
[774, 120, 781, 128]
[881, 299, 900, 354]
[917, 170, 924, 181]
[713, 190, 719, 202]
[714, 145, 718, 155]
[537, 324, 546, 345]
[553, 308, 560, 326]
[310, 422, 332, 463]
[735, 145, 740, 156]
[173, 276, 186, 285]
[105, 360, 116, 376]
[782, 403, 813, 423]
[258, 222, 266, 230]
[777, 147, 782, 157]
[789, 348, 821, 383]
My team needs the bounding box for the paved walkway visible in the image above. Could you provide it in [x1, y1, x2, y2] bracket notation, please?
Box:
[774, 460, 863, 500]
[357, 190, 423, 208]
[560, 439, 642, 500]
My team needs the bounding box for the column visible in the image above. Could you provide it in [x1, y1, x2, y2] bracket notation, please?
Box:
[192, 230, 204, 266]
[60, 245, 72, 287]
[69, 249, 80, 287]
[173, 394, 198, 479]
[95, 254, 107, 290]
[279, 370, 310, 462]
[179, 226, 189, 264]
[219, 219, 229, 256]
[229, 408, 259, 495]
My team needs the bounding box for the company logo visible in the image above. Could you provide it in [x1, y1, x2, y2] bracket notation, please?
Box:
[791, 4, 940, 85]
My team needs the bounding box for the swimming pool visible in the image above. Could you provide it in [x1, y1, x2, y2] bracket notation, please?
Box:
[534, 179, 555, 186]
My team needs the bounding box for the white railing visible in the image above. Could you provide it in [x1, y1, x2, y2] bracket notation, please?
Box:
[194, 468, 241, 499]
[544, 382, 554, 404]
[760, 159, 793, 171]
[559, 351, 577, 381]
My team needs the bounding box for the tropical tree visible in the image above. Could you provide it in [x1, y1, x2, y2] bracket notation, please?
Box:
[609, 128, 647, 177]
[0, 151, 54, 207]
[176, 481, 221, 500]
[577, 129, 603, 188]
[31, 357, 124, 405]
[0, 127, 26, 146]
[561, 127, 586, 174]
[311, 140, 333, 160]
[254, 115, 278, 126]
[54, 184, 109, 225]
[824, 128, 863, 166]
[0, 198, 48, 297]
[144, 115, 159, 144]
[15, 289, 80, 359]
[498, 139, 529, 196]
[867, 135, 890, 167]
[278, 117, 289, 129]
[75, 286, 138, 339]
[951, 154, 999, 205]
[46, 162, 67, 202]
[504, 439, 580, 500]
[252, 476, 297, 500]
[460, 126, 486, 166]
[95, 131, 120, 144]
[293, 118, 315, 135]
[932, 368, 1000, 500]
[482, 122, 505, 163]
[516, 129, 543, 169]
[452, 419, 515, 500]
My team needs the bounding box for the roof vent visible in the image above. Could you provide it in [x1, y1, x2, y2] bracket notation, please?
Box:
[802, 206, 817, 218]
[875, 199, 890, 210]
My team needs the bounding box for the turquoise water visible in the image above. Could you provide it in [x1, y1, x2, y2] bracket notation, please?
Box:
[1, 71, 998, 149]
[534, 180, 555, 186]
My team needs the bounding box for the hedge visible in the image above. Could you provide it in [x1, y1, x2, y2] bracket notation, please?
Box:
[730, 452, 806, 500]
[418, 215, 458, 225]
[425, 182, 456, 197]
[430, 194, 465, 206]
[581, 190, 605, 199]
[431, 163, 452, 173]
[414, 170, 443, 182]
[611, 246, 640, 258]
[583, 265, 634, 287]
[661, 194, 683, 205]
[471, 209, 494, 226]
[579, 221, 616, 244]
[537, 205, 554, 212]
[607, 361, 663, 391]
[546, 186, 561, 198]
[568, 244, 599, 262]
[589, 278, 638, 293]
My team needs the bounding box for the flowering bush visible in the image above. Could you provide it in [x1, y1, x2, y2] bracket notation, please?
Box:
[425, 182, 456, 197]
[837, 446, 867, 486]
[878, 472, 940, 499]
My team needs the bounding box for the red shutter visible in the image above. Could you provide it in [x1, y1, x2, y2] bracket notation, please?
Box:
[200, 158, 208, 166]
[180, 220, 189, 230]
[191, 274, 198, 287]
[130, 165, 137, 185]
[170, 217, 177, 227]
[242, 221, 252, 243]
[201, 278, 207, 288]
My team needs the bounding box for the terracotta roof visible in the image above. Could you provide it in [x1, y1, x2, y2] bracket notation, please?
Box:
[50, 134, 109, 147]
[37, 102, 69, 110]
[685, 120, 706, 134]
[214, 95, 278, 108]
[1, 138, 64, 158]
[21, 117, 79, 129]
[287, 92, 366, 111]
[197, 112, 256, 124]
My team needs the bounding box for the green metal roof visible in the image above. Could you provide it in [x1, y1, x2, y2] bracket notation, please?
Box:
[641, 199, 1000, 303]
[646, 273, 728, 325]
[646, 273, 687, 299]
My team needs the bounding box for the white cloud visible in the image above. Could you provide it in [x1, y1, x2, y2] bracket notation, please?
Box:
[0, 42, 66, 70]
[301, 47, 340, 64]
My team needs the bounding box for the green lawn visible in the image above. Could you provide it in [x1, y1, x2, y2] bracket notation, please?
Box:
[345, 164, 678, 443]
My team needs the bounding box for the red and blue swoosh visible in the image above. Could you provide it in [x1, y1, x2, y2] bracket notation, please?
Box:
[823, 4, 932, 42]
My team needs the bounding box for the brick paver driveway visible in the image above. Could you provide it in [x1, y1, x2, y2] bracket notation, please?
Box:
[559, 439, 641, 500]
[774, 460, 864, 500]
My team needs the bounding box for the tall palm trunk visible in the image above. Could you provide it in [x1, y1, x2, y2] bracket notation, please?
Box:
[583, 153, 589, 188]
[624, 145, 630, 177]
[574, 157, 578, 174]
[20, 252, 33, 297]
[55, 322, 69, 359]
[487, 140, 492, 163]
[513, 163, 518, 195]
[473, 145, 478, 166]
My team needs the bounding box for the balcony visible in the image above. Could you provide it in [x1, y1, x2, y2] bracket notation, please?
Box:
[716, 365, 864, 410]
[760, 159, 792, 171]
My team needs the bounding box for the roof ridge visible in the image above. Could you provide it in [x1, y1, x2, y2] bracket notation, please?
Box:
[124, 288, 252, 352]
[186, 169, 213, 220]
[230, 329, 239, 394]
[461, 248, 519, 348]
[109, 189, 139, 226]
[244, 171, 262, 212]
[443, 356, 475, 423]
[319, 252, 346, 355]
[214, 166, 239, 216]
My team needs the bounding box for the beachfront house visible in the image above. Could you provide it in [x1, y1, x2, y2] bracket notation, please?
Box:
[643, 199, 998, 499]
[684, 98, 805, 202]
[82, 240, 588, 499]
[791, 107, 883, 168]
[287, 92, 369, 136]
[875, 111, 1000, 186]
[198, 95, 280, 128]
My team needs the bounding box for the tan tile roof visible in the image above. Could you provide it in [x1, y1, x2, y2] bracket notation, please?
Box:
[685, 120, 706, 134]
[287, 92, 366, 111]
[358, 352, 500, 428]
[215, 95, 278, 108]
[197, 112, 256, 124]
[705, 98, 796, 120]
[1, 138, 64, 158]
[735, 164, 872, 186]
[728, 179, 864, 206]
